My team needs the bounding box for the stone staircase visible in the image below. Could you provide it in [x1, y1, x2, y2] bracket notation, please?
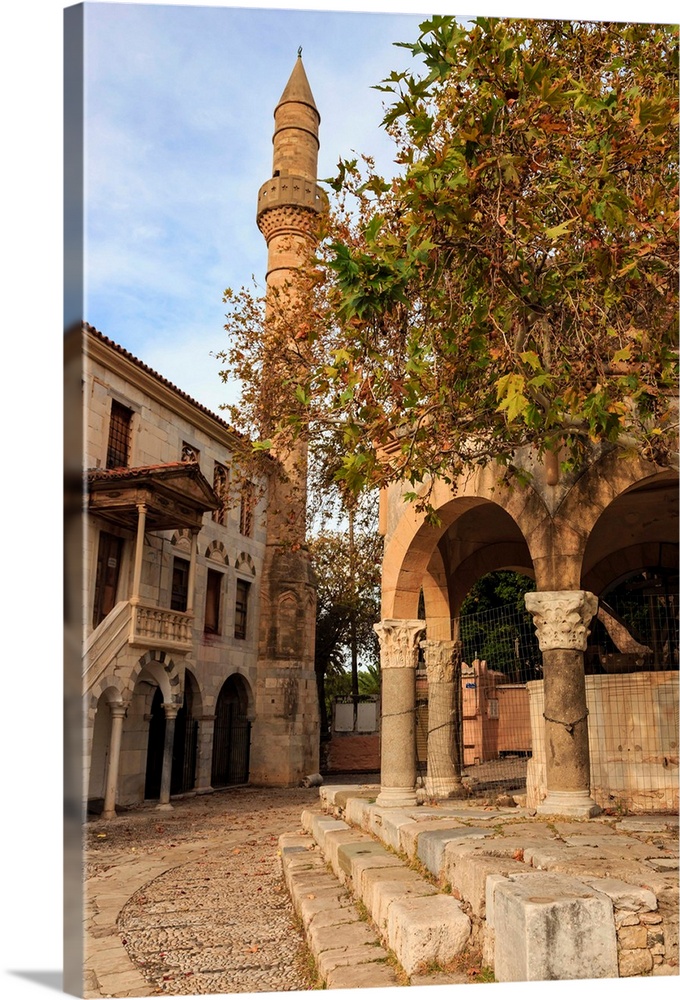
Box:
[279, 784, 679, 987]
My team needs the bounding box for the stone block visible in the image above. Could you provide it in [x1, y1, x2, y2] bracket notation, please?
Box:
[337, 840, 393, 880]
[310, 814, 349, 848]
[386, 894, 471, 975]
[490, 872, 618, 981]
[325, 960, 400, 989]
[417, 827, 489, 879]
[308, 915, 380, 955]
[448, 853, 528, 918]
[316, 945, 391, 979]
[618, 948, 654, 977]
[582, 877, 657, 913]
[370, 874, 438, 932]
[618, 924, 649, 949]
[323, 829, 372, 875]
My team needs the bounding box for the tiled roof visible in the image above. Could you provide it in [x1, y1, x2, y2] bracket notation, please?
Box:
[83, 322, 245, 440]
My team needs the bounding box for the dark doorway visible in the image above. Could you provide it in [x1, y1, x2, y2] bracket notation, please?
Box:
[144, 687, 165, 799]
[171, 687, 198, 795]
[93, 531, 123, 627]
[211, 676, 251, 786]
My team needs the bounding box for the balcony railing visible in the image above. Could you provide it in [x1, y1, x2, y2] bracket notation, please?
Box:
[129, 601, 194, 651]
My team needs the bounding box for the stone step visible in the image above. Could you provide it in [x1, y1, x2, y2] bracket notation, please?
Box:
[298, 808, 472, 978]
[314, 785, 677, 981]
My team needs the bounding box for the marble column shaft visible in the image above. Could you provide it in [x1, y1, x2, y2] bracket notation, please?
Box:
[422, 639, 464, 799]
[157, 702, 179, 810]
[525, 590, 601, 817]
[375, 619, 425, 808]
[102, 704, 126, 820]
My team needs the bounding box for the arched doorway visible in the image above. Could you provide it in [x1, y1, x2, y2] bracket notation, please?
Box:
[171, 676, 199, 795]
[211, 675, 252, 787]
[144, 687, 165, 800]
[144, 684, 199, 800]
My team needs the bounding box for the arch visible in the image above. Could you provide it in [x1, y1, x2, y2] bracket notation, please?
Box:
[130, 649, 182, 703]
[211, 674, 254, 787]
[204, 539, 229, 565]
[234, 552, 256, 576]
[86, 675, 127, 729]
[171, 528, 193, 553]
[382, 466, 537, 620]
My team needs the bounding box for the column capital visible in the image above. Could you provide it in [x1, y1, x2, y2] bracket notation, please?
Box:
[161, 702, 180, 721]
[420, 639, 460, 684]
[374, 619, 426, 670]
[525, 590, 598, 652]
[109, 703, 127, 720]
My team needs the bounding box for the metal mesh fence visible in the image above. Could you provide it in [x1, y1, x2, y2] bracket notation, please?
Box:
[415, 592, 679, 808]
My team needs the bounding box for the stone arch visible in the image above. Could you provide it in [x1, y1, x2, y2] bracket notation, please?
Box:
[211, 673, 254, 787]
[171, 528, 193, 553]
[382, 466, 539, 620]
[277, 590, 299, 657]
[234, 552, 256, 576]
[130, 649, 182, 704]
[204, 540, 229, 565]
[86, 674, 127, 728]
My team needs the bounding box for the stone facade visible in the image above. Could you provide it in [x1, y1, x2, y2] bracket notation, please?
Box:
[82, 55, 325, 815]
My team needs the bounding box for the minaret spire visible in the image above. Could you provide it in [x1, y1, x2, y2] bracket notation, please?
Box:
[249, 57, 323, 787]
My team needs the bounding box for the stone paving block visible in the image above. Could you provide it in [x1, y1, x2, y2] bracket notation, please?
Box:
[448, 852, 528, 918]
[325, 959, 400, 989]
[417, 826, 490, 878]
[359, 864, 426, 919]
[345, 795, 375, 828]
[316, 943, 391, 977]
[490, 871, 618, 981]
[386, 893, 471, 975]
[297, 887, 353, 930]
[580, 876, 657, 913]
[371, 874, 438, 932]
[337, 840, 393, 879]
[322, 828, 374, 879]
[399, 817, 467, 858]
[308, 915, 380, 955]
[309, 813, 349, 848]
[381, 810, 421, 851]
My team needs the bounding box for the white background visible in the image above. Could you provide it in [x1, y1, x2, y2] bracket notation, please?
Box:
[2, 2, 676, 999]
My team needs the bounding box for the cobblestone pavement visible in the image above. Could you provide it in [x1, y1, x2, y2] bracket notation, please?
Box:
[85, 786, 321, 997]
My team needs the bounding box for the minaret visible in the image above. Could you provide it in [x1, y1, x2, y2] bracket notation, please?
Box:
[249, 53, 324, 785]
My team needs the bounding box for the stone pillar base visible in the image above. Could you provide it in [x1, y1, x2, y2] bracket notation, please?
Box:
[193, 786, 214, 796]
[537, 789, 601, 818]
[155, 802, 174, 812]
[424, 777, 466, 800]
[376, 786, 418, 808]
[101, 809, 117, 821]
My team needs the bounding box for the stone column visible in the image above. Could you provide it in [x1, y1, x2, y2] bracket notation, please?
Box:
[193, 714, 216, 794]
[130, 502, 147, 604]
[102, 703, 126, 820]
[422, 639, 465, 799]
[375, 619, 426, 808]
[525, 590, 601, 817]
[156, 702, 179, 811]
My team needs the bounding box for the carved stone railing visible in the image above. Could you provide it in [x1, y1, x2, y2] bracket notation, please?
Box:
[129, 602, 194, 650]
[83, 600, 194, 698]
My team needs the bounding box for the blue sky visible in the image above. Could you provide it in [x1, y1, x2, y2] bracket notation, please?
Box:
[82, 3, 428, 413]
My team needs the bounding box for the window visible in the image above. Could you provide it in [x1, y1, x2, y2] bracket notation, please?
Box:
[106, 400, 133, 468]
[204, 569, 223, 634]
[92, 531, 123, 628]
[239, 480, 255, 537]
[234, 579, 250, 640]
[171, 558, 190, 612]
[213, 462, 229, 525]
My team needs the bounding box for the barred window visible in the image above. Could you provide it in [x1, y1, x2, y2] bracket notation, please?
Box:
[234, 579, 250, 640]
[212, 462, 229, 525]
[239, 480, 255, 537]
[106, 400, 133, 468]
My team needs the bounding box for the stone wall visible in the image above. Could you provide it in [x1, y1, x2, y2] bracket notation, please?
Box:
[526, 671, 679, 813]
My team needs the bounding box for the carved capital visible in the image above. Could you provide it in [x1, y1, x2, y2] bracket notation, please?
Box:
[525, 591, 598, 652]
[374, 619, 426, 670]
[161, 702, 180, 721]
[421, 639, 460, 684]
